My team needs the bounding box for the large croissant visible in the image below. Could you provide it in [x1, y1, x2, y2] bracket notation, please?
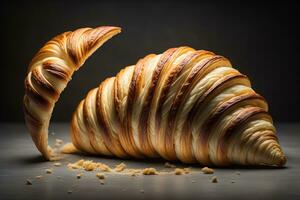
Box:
[23, 26, 121, 160]
[71, 46, 286, 166]
[24, 27, 286, 166]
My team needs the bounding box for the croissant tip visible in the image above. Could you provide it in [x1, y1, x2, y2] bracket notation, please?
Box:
[95, 26, 121, 32]
[263, 148, 287, 167]
[275, 151, 287, 167]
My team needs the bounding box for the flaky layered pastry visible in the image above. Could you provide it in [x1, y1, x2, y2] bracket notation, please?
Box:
[71, 47, 286, 166]
[24, 27, 286, 166]
[23, 26, 121, 160]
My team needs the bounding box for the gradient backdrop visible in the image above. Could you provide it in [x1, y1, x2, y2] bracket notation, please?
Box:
[1, 0, 299, 122]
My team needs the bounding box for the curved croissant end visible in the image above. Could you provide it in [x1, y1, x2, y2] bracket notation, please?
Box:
[24, 26, 121, 160]
[71, 47, 286, 167]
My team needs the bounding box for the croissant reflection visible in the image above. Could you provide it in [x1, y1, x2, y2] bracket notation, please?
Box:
[71, 46, 286, 166]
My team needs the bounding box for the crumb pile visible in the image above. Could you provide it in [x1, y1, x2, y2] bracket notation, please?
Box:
[25, 137, 229, 193]
[142, 168, 158, 175]
[201, 167, 214, 174]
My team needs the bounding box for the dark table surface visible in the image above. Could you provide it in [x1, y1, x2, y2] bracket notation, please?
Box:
[0, 123, 299, 200]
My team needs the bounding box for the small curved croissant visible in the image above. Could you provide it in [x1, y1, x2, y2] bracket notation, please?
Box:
[24, 26, 121, 160]
[24, 26, 286, 166]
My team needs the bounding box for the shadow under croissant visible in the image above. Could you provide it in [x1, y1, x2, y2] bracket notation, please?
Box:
[60, 150, 289, 170]
[18, 155, 46, 164]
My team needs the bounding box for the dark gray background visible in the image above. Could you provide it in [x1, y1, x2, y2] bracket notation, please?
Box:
[1, 0, 299, 122]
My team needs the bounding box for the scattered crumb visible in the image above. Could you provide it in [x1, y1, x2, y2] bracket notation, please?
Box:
[96, 173, 105, 179]
[55, 139, 63, 144]
[82, 160, 97, 171]
[68, 160, 111, 172]
[191, 180, 196, 183]
[26, 179, 32, 185]
[55, 139, 63, 147]
[97, 163, 111, 172]
[114, 163, 126, 172]
[211, 176, 218, 183]
[35, 175, 43, 179]
[183, 168, 190, 174]
[122, 188, 127, 192]
[67, 163, 79, 169]
[174, 168, 184, 175]
[231, 180, 235, 183]
[50, 132, 55, 136]
[201, 167, 214, 174]
[67, 160, 82, 169]
[57, 176, 61, 179]
[76, 159, 85, 166]
[236, 171, 241, 175]
[128, 169, 142, 176]
[142, 168, 158, 175]
[61, 143, 79, 154]
[128, 169, 141, 173]
[76, 173, 82, 179]
[67, 190, 72, 194]
[46, 169, 53, 174]
[140, 189, 144, 193]
[53, 162, 62, 167]
[49, 155, 62, 161]
[100, 180, 105, 185]
[164, 162, 176, 168]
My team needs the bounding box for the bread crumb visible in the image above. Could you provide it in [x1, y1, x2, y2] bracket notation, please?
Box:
[96, 173, 105, 179]
[191, 180, 196, 183]
[67, 190, 72, 194]
[67, 163, 80, 169]
[140, 189, 144, 193]
[100, 180, 105, 185]
[115, 163, 126, 172]
[53, 162, 62, 167]
[55, 139, 63, 147]
[130, 169, 142, 176]
[60, 143, 78, 154]
[231, 180, 235, 183]
[76, 173, 82, 179]
[211, 176, 218, 183]
[97, 163, 111, 172]
[174, 168, 184, 175]
[165, 162, 176, 168]
[57, 176, 61, 179]
[142, 168, 158, 175]
[35, 175, 43, 179]
[55, 139, 63, 144]
[67, 160, 112, 172]
[183, 167, 190, 174]
[236, 171, 241, 175]
[67, 159, 97, 171]
[83, 160, 97, 171]
[26, 179, 32, 185]
[46, 169, 53, 174]
[128, 169, 141, 173]
[201, 167, 214, 174]
[76, 159, 85, 166]
[129, 169, 142, 176]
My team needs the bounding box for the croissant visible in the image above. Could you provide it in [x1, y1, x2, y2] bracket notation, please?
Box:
[24, 27, 286, 167]
[71, 46, 286, 167]
[23, 26, 121, 160]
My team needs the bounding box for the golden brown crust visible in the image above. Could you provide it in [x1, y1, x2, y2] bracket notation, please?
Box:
[24, 31, 286, 166]
[70, 46, 286, 166]
[24, 26, 121, 160]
